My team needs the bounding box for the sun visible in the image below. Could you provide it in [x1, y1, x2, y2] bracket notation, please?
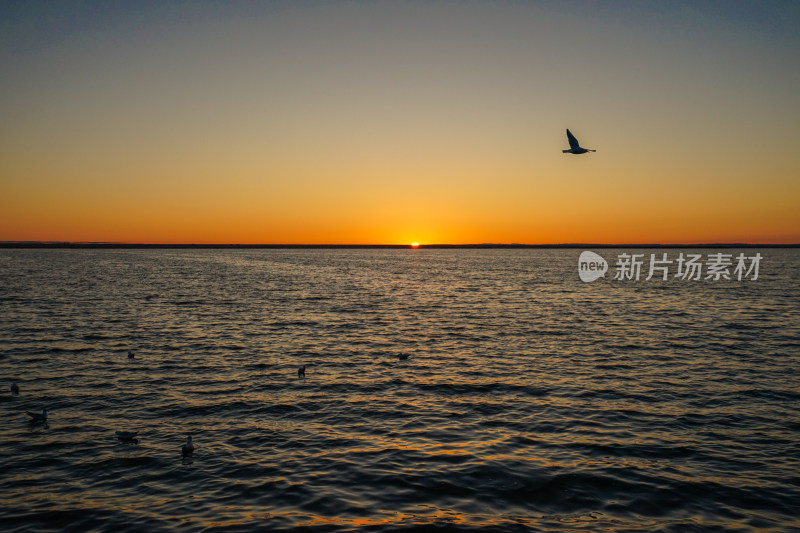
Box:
[410, 242, 420, 248]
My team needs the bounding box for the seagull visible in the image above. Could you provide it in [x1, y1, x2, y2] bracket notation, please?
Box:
[562, 129, 596, 154]
[127, 351, 135, 360]
[182, 436, 194, 457]
[116, 430, 139, 444]
[27, 408, 47, 423]
[10, 383, 19, 395]
[298, 365, 306, 378]
[398, 353, 409, 361]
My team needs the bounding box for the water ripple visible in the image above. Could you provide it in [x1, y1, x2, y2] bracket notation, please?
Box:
[1, 249, 799, 531]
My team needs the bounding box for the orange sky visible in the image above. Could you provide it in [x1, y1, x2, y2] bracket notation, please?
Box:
[1, 2, 799, 244]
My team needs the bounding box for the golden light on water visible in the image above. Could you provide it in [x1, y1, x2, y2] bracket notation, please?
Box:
[1, 243, 799, 529]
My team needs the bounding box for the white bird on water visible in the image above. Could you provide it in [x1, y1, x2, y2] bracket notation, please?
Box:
[27, 408, 47, 423]
[562, 129, 596, 154]
[182, 436, 194, 457]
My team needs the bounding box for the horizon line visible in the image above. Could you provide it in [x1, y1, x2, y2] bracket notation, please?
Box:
[1, 241, 798, 249]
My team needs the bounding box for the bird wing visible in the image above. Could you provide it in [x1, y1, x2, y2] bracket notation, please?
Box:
[566, 129, 580, 149]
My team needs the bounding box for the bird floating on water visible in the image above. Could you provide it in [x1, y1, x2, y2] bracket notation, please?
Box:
[127, 351, 135, 360]
[27, 408, 47, 423]
[562, 129, 596, 155]
[182, 436, 194, 457]
[298, 365, 306, 378]
[116, 430, 139, 444]
[398, 353, 409, 361]
[11, 383, 19, 395]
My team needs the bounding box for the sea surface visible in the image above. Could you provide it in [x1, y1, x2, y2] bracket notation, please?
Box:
[1, 248, 798, 532]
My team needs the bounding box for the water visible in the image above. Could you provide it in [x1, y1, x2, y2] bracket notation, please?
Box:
[1, 248, 798, 532]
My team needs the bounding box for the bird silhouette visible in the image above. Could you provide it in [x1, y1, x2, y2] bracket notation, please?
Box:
[298, 365, 306, 378]
[116, 430, 139, 444]
[398, 353, 409, 361]
[562, 129, 596, 154]
[182, 436, 194, 457]
[10, 383, 19, 395]
[127, 351, 135, 360]
[27, 408, 47, 423]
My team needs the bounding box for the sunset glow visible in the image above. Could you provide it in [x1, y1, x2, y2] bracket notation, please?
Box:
[1, 2, 798, 244]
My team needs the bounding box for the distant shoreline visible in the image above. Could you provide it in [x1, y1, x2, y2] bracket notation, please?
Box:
[1, 242, 798, 249]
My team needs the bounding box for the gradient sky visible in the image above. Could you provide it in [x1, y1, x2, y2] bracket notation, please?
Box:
[1, 0, 799, 244]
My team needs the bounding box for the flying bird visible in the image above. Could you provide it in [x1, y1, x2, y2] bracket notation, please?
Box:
[182, 436, 194, 457]
[563, 129, 596, 154]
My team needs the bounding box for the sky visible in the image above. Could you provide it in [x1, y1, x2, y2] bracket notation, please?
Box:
[1, 0, 799, 244]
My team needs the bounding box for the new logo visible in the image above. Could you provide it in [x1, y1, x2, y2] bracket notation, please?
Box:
[578, 251, 608, 282]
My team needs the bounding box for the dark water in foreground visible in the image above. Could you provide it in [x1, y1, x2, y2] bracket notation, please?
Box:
[1, 248, 799, 532]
